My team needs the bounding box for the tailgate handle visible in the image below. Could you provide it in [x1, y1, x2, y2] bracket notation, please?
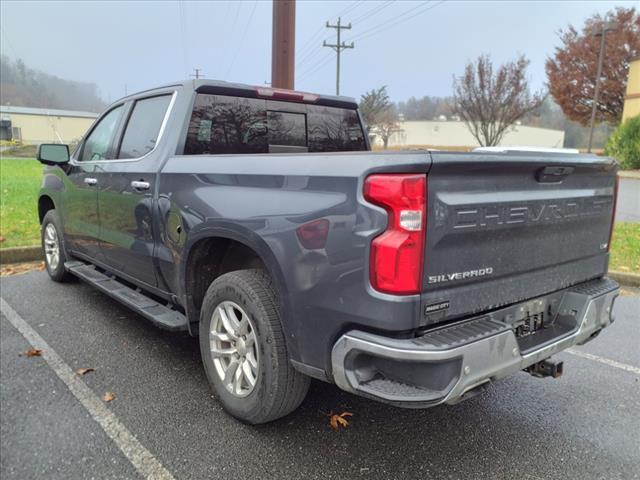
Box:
[537, 166, 574, 183]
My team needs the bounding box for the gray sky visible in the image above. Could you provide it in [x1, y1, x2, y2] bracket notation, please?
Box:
[1, 0, 635, 105]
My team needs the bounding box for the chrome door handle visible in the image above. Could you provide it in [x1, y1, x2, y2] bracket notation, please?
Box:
[131, 180, 150, 190]
[84, 177, 98, 185]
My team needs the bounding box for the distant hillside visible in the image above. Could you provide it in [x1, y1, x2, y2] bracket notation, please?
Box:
[0, 56, 105, 112]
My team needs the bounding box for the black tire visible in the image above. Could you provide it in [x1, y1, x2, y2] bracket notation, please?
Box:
[41, 210, 74, 282]
[199, 269, 310, 424]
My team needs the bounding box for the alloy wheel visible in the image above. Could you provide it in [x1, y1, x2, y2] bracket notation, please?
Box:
[209, 301, 259, 397]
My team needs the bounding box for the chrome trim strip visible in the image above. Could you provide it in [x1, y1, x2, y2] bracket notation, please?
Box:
[70, 91, 177, 166]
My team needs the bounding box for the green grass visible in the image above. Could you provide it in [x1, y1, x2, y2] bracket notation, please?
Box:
[609, 222, 640, 274]
[0, 158, 43, 248]
[0, 157, 638, 275]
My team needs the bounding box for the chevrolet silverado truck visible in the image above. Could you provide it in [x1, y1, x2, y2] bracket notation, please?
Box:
[36, 80, 620, 424]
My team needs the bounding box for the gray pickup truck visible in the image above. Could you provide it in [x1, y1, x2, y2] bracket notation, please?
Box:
[36, 80, 620, 423]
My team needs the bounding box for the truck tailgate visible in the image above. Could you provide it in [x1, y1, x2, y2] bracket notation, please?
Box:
[421, 151, 617, 325]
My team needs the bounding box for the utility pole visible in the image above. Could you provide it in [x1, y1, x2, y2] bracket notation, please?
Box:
[191, 68, 204, 79]
[271, 0, 296, 90]
[587, 19, 617, 153]
[323, 17, 354, 96]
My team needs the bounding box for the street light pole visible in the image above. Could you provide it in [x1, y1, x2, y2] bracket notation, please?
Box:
[587, 20, 617, 153]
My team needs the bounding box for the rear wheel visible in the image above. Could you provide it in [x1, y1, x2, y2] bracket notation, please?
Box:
[41, 210, 73, 282]
[199, 269, 310, 424]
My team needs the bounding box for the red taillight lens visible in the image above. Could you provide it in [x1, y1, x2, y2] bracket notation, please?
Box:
[607, 174, 620, 252]
[364, 174, 427, 294]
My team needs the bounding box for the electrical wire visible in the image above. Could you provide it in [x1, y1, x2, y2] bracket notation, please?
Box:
[178, 1, 189, 79]
[225, 1, 258, 80]
[295, 0, 362, 68]
[347, 0, 446, 44]
[349, 0, 395, 24]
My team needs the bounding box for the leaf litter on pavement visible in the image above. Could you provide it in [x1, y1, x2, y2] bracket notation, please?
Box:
[19, 348, 42, 357]
[327, 411, 353, 431]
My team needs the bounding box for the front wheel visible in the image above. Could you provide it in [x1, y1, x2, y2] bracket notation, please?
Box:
[41, 210, 73, 282]
[199, 269, 310, 424]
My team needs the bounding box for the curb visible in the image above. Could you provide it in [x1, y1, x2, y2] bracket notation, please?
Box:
[0, 246, 42, 265]
[609, 270, 640, 288]
[618, 171, 640, 180]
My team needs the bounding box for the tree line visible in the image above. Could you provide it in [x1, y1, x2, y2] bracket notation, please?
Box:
[0, 56, 105, 113]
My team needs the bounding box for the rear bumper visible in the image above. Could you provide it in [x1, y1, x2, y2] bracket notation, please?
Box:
[331, 277, 619, 407]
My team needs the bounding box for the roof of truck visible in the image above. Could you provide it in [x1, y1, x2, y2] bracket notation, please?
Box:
[113, 79, 358, 109]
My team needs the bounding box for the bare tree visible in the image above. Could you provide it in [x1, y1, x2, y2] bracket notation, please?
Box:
[452, 54, 545, 146]
[372, 109, 402, 148]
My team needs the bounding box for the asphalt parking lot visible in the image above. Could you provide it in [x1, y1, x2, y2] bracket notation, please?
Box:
[1, 271, 639, 480]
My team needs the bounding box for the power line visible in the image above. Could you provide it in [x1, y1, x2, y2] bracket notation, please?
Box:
[177, 1, 189, 78]
[323, 17, 354, 95]
[225, 1, 258, 80]
[0, 26, 20, 59]
[347, 0, 446, 44]
[296, 0, 361, 68]
[296, 0, 392, 70]
[297, 53, 334, 82]
[222, 0, 242, 77]
[349, 0, 395, 24]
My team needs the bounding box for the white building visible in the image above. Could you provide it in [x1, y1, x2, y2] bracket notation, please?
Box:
[379, 120, 565, 149]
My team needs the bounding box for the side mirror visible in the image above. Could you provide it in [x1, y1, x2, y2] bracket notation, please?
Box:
[37, 144, 70, 165]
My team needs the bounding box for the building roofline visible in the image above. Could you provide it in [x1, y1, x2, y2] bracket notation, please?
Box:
[0, 105, 99, 118]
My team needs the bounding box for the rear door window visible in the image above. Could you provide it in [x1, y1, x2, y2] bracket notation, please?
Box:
[184, 94, 366, 154]
[118, 95, 172, 159]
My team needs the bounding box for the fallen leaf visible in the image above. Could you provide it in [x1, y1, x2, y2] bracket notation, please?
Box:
[75, 367, 95, 376]
[0, 236, 5, 243]
[21, 348, 42, 357]
[328, 411, 353, 430]
[102, 392, 115, 402]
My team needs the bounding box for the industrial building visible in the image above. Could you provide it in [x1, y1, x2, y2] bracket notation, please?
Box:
[378, 119, 565, 149]
[0, 105, 97, 144]
[622, 55, 639, 122]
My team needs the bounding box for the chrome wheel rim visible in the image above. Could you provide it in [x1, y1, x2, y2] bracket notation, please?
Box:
[44, 223, 60, 271]
[209, 301, 259, 398]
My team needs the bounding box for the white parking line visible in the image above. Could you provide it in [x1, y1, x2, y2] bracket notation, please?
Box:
[0, 297, 175, 480]
[566, 348, 640, 375]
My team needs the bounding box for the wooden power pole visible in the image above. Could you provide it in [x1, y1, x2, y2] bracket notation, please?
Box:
[323, 17, 354, 96]
[271, 0, 296, 90]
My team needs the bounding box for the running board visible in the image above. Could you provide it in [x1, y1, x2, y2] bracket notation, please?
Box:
[64, 261, 188, 332]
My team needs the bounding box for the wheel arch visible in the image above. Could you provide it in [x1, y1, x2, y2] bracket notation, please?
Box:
[180, 224, 297, 358]
[38, 195, 56, 224]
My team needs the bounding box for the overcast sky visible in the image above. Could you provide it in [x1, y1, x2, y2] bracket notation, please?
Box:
[1, 0, 634, 106]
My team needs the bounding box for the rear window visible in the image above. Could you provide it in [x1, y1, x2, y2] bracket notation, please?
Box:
[184, 94, 366, 155]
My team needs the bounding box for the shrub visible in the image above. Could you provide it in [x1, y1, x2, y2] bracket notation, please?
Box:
[605, 115, 640, 169]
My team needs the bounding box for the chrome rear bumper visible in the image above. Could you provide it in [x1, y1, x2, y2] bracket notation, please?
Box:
[331, 278, 619, 407]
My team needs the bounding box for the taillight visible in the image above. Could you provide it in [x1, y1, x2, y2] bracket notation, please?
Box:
[607, 175, 620, 252]
[364, 174, 427, 295]
[255, 87, 319, 102]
